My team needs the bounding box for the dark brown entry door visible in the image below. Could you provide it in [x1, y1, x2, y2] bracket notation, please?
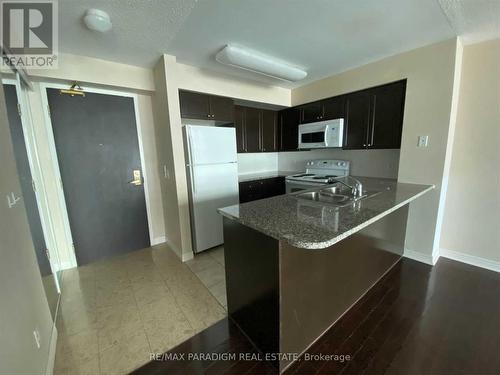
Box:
[47, 89, 150, 265]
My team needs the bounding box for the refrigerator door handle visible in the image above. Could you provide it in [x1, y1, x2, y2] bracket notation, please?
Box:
[189, 165, 196, 194]
[186, 128, 196, 194]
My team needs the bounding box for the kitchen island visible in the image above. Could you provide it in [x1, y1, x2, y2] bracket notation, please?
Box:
[218, 177, 433, 372]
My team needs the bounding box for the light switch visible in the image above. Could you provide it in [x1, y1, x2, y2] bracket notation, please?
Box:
[417, 135, 429, 148]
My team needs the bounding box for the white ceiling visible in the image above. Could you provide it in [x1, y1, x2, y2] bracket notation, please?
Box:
[438, 0, 500, 44]
[58, 0, 500, 88]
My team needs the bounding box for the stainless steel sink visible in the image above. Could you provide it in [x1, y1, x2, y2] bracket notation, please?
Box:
[319, 186, 352, 196]
[294, 186, 381, 207]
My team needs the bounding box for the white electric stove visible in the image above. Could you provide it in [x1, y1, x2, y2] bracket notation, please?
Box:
[285, 159, 350, 193]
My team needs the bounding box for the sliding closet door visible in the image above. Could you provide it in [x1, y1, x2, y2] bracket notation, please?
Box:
[4, 83, 59, 319]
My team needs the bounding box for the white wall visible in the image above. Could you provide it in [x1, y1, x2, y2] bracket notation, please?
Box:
[23, 54, 165, 268]
[292, 38, 463, 261]
[440, 39, 500, 266]
[27, 53, 155, 91]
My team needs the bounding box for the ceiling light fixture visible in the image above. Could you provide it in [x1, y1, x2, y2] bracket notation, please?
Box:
[83, 9, 112, 33]
[215, 45, 307, 82]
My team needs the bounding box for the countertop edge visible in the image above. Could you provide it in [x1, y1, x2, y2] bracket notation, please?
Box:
[290, 184, 435, 249]
[219, 184, 435, 250]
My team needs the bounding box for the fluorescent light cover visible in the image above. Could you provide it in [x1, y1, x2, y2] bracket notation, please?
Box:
[215, 45, 307, 82]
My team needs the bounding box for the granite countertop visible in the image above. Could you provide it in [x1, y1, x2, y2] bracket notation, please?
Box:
[219, 177, 434, 250]
[238, 170, 299, 183]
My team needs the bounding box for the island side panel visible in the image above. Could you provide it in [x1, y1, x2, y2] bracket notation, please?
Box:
[223, 217, 280, 355]
[279, 205, 409, 371]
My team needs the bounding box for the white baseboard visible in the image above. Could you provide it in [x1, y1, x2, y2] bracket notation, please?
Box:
[151, 235, 166, 246]
[162, 237, 184, 259]
[440, 248, 500, 273]
[45, 325, 58, 375]
[403, 249, 439, 265]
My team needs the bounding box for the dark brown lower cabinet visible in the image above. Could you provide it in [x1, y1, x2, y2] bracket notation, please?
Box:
[239, 177, 286, 203]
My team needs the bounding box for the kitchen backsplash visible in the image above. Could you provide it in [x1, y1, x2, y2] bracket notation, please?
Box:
[278, 149, 400, 178]
[237, 152, 279, 174]
[238, 149, 400, 178]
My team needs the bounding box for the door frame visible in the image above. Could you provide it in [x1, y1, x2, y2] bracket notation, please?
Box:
[39, 82, 155, 268]
[2, 77, 62, 292]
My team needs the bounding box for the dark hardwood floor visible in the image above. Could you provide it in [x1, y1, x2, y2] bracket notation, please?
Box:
[134, 258, 500, 375]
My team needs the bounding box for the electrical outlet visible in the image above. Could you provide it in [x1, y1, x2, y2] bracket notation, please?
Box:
[417, 135, 429, 148]
[33, 329, 41, 349]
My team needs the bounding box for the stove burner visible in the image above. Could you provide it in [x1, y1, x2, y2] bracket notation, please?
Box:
[325, 175, 338, 178]
[292, 173, 314, 177]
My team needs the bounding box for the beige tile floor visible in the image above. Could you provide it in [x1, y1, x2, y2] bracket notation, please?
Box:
[186, 246, 227, 308]
[54, 244, 227, 375]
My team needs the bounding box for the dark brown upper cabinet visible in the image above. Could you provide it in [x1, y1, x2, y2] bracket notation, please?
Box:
[244, 107, 262, 153]
[179, 90, 234, 122]
[179, 91, 210, 119]
[344, 91, 372, 149]
[367, 80, 406, 149]
[234, 106, 246, 153]
[261, 110, 278, 152]
[234, 106, 279, 153]
[210, 95, 234, 122]
[343, 80, 406, 150]
[299, 101, 323, 123]
[322, 96, 346, 121]
[278, 107, 301, 151]
[299, 96, 345, 124]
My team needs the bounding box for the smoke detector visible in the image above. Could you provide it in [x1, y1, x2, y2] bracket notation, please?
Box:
[83, 9, 112, 33]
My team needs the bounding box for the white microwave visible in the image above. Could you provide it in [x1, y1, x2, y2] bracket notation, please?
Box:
[298, 118, 344, 149]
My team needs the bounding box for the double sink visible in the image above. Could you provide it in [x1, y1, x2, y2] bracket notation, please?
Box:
[294, 184, 381, 208]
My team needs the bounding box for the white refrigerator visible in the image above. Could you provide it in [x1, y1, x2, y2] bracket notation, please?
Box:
[184, 125, 239, 253]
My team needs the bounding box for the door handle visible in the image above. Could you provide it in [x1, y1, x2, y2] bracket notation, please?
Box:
[129, 169, 142, 185]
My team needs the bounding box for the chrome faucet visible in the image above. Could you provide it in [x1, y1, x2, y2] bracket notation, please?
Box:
[329, 176, 364, 199]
